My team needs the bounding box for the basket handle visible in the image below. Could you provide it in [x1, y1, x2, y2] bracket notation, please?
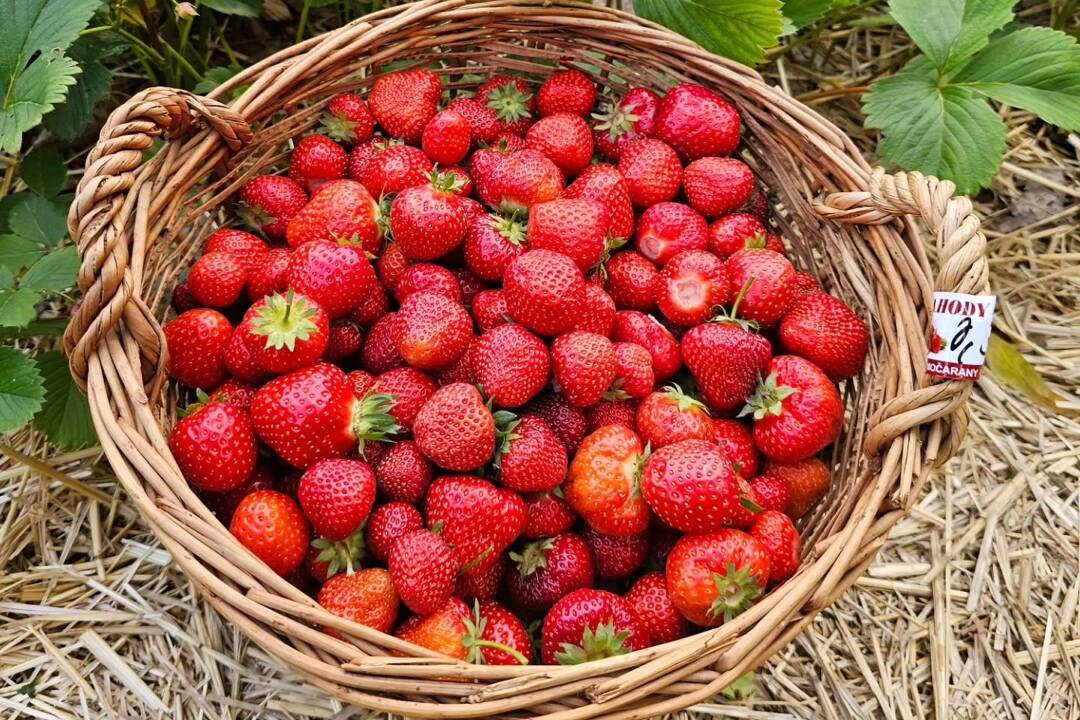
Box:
[63, 88, 252, 392]
[814, 168, 989, 462]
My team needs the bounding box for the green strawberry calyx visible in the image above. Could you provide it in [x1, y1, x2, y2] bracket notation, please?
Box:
[745, 232, 770, 250]
[661, 383, 709, 414]
[320, 111, 359, 144]
[739, 372, 797, 421]
[492, 409, 521, 470]
[462, 601, 529, 665]
[485, 83, 532, 124]
[252, 290, 321, 351]
[707, 561, 764, 623]
[630, 442, 651, 500]
[311, 526, 366, 580]
[554, 622, 630, 665]
[710, 277, 758, 332]
[352, 391, 403, 454]
[509, 537, 554, 579]
[591, 100, 640, 142]
[490, 214, 527, 246]
[430, 167, 468, 195]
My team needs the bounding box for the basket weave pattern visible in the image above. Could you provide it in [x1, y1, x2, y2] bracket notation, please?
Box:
[64, 2, 988, 717]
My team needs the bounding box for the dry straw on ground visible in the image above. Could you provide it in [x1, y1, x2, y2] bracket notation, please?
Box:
[1, 14, 1078, 720]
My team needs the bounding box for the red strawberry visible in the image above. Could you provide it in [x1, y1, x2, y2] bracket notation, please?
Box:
[246, 247, 291, 301]
[504, 249, 586, 336]
[323, 320, 363, 362]
[656, 249, 730, 326]
[606, 342, 654, 400]
[243, 291, 329, 373]
[445, 166, 475, 198]
[681, 318, 772, 413]
[712, 419, 759, 479]
[750, 510, 801, 583]
[478, 76, 535, 136]
[473, 289, 511, 332]
[779, 293, 868, 381]
[626, 572, 686, 645]
[390, 175, 469, 261]
[473, 324, 549, 408]
[321, 93, 375, 145]
[456, 555, 507, 603]
[708, 213, 768, 258]
[361, 312, 405, 373]
[610, 310, 681, 381]
[204, 228, 268, 270]
[582, 527, 648, 580]
[346, 137, 383, 181]
[528, 393, 587, 454]
[464, 213, 527, 282]
[636, 386, 713, 449]
[447, 97, 500, 144]
[170, 401, 256, 492]
[413, 383, 495, 471]
[468, 602, 531, 665]
[792, 271, 821, 298]
[666, 529, 768, 626]
[286, 239, 376, 318]
[586, 399, 637, 432]
[573, 284, 617, 337]
[763, 457, 830, 518]
[642, 439, 739, 533]
[496, 414, 567, 492]
[422, 109, 471, 165]
[208, 379, 257, 409]
[239, 177, 308, 241]
[654, 84, 740, 160]
[562, 162, 634, 240]
[318, 568, 398, 635]
[538, 69, 596, 117]
[297, 459, 376, 541]
[552, 331, 617, 408]
[425, 474, 525, 571]
[188, 251, 246, 308]
[366, 501, 424, 562]
[230, 490, 310, 576]
[604, 251, 658, 311]
[522, 491, 577, 538]
[453, 267, 485, 303]
[286, 179, 380, 253]
[389, 528, 458, 615]
[376, 241, 410, 292]
[593, 86, 661, 161]
[743, 355, 843, 462]
[395, 263, 463, 304]
[486, 149, 564, 214]
[199, 461, 273, 524]
[635, 202, 708, 266]
[165, 309, 232, 390]
[617, 138, 682, 208]
[373, 441, 432, 504]
[369, 69, 442, 143]
[683, 157, 754, 218]
[725, 249, 795, 326]
[526, 113, 593, 176]
[371, 366, 437, 431]
[565, 424, 650, 536]
[749, 474, 791, 514]
[289, 135, 347, 192]
[393, 292, 471, 371]
[508, 533, 594, 612]
[171, 282, 198, 314]
[527, 198, 608, 272]
[358, 144, 433, 197]
[542, 588, 651, 664]
[225, 325, 270, 385]
[348, 369, 376, 398]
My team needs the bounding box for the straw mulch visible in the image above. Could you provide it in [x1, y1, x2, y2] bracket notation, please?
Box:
[1, 19, 1078, 720]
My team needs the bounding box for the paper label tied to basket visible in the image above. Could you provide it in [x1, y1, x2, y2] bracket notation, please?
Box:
[926, 292, 996, 381]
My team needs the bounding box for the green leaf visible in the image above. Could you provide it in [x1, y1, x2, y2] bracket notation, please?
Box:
[44, 59, 112, 141]
[0, 51, 81, 153]
[985, 334, 1064, 411]
[19, 147, 65, 197]
[21, 246, 78, 292]
[889, 0, 1014, 72]
[33, 350, 96, 449]
[0, 288, 41, 326]
[0, 316, 67, 339]
[782, 0, 833, 30]
[0, 234, 46, 273]
[193, 65, 243, 95]
[0, 347, 45, 433]
[0, 0, 100, 87]
[634, 0, 785, 66]
[201, 0, 262, 17]
[4, 192, 68, 245]
[952, 26, 1080, 131]
[864, 55, 1006, 194]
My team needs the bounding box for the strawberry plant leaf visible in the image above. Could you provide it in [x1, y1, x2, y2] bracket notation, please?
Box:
[19, 147, 66, 197]
[44, 59, 112, 142]
[0, 234, 46, 274]
[952, 26, 1080, 131]
[0, 346, 45, 433]
[0, 51, 81, 154]
[888, 0, 1014, 72]
[33, 350, 97, 449]
[634, 0, 785, 66]
[782, 0, 833, 31]
[864, 55, 1006, 195]
[3, 192, 68, 246]
[201, 0, 262, 17]
[20, 246, 79, 292]
[0, 288, 41, 327]
[0, 0, 99, 86]
[985, 334, 1063, 412]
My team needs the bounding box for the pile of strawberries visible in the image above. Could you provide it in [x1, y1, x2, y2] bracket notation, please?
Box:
[164, 66, 869, 665]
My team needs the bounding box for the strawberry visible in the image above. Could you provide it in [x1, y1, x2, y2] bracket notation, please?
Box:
[348, 369, 376, 398]
[223, 325, 267, 386]
[199, 462, 273, 524]
[656, 249, 730, 326]
[725, 249, 795, 326]
[683, 157, 754, 218]
[528, 393, 587, 454]
[573, 284, 617, 337]
[286, 179, 380, 253]
[792, 270, 821, 298]
[170, 401, 257, 492]
[582, 527, 648, 580]
[464, 213, 527, 282]
[527, 198, 608, 272]
[165, 309, 232, 390]
[187, 251, 246, 308]
[522, 491, 577, 538]
[654, 84, 740, 160]
[617, 138, 682, 208]
[446, 97, 500, 144]
[357, 144, 433, 197]
[395, 263, 463, 304]
[496, 414, 567, 492]
[376, 242, 410, 292]
[361, 312, 405, 373]
[297, 458, 376, 541]
[537, 69, 596, 117]
[486, 149, 564, 214]
[289, 134, 347, 192]
[635, 202, 708, 266]
[468, 602, 531, 665]
[421, 109, 471, 165]
[778, 293, 869, 381]
[592, 87, 661, 161]
[369, 69, 442, 143]
[749, 474, 791, 514]
[389, 528, 459, 615]
[526, 113, 593, 176]
[712, 419, 759, 479]
[565, 424, 650, 536]
[436, 342, 480, 388]
[636, 386, 713, 449]
[425, 475, 525, 571]
[681, 316, 772, 413]
[371, 366, 438, 431]
[542, 588, 651, 664]
[763, 457, 830, 518]
[743, 355, 843, 463]
[251, 362, 401, 468]
[665, 529, 768, 626]
[472, 289, 511, 332]
[562, 162, 634, 241]
[171, 282, 198, 314]
[230, 490, 310, 576]
[642, 439, 738, 532]
[393, 292, 472, 371]
[473, 324, 550, 408]
[323, 320, 363, 362]
[507, 533, 594, 613]
[246, 247, 291, 301]
[452, 268, 484, 303]
[346, 137, 384, 181]
[413, 383, 495, 471]
[321, 93, 375, 145]
[204, 228, 269, 271]
[607, 342, 654, 400]
[708, 212, 768, 258]
[552, 331, 617, 408]
[366, 501, 424, 562]
[243, 291, 329, 373]
[604, 251, 658, 311]
[444, 165, 475, 197]
[478, 76, 535, 136]
[286, 239, 377, 319]
[750, 511, 801, 583]
[456, 555, 507, 603]
[626, 572, 686, 645]
[586, 399, 637, 432]
[610, 310, 681, 381]
[373, 441, 432, 504]
[318, 568, 398, 635]
[503, 249, 586, 336]
[396, 598, 470, 659]
[239, 176, 309, 241]
[208, 379, 257, 409]
[390, 174, 469, 261]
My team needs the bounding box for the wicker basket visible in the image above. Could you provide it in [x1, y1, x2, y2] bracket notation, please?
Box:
[64, 1, 988, 717]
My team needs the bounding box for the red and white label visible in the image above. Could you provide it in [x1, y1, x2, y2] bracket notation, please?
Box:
[926, 292, 996, 381]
